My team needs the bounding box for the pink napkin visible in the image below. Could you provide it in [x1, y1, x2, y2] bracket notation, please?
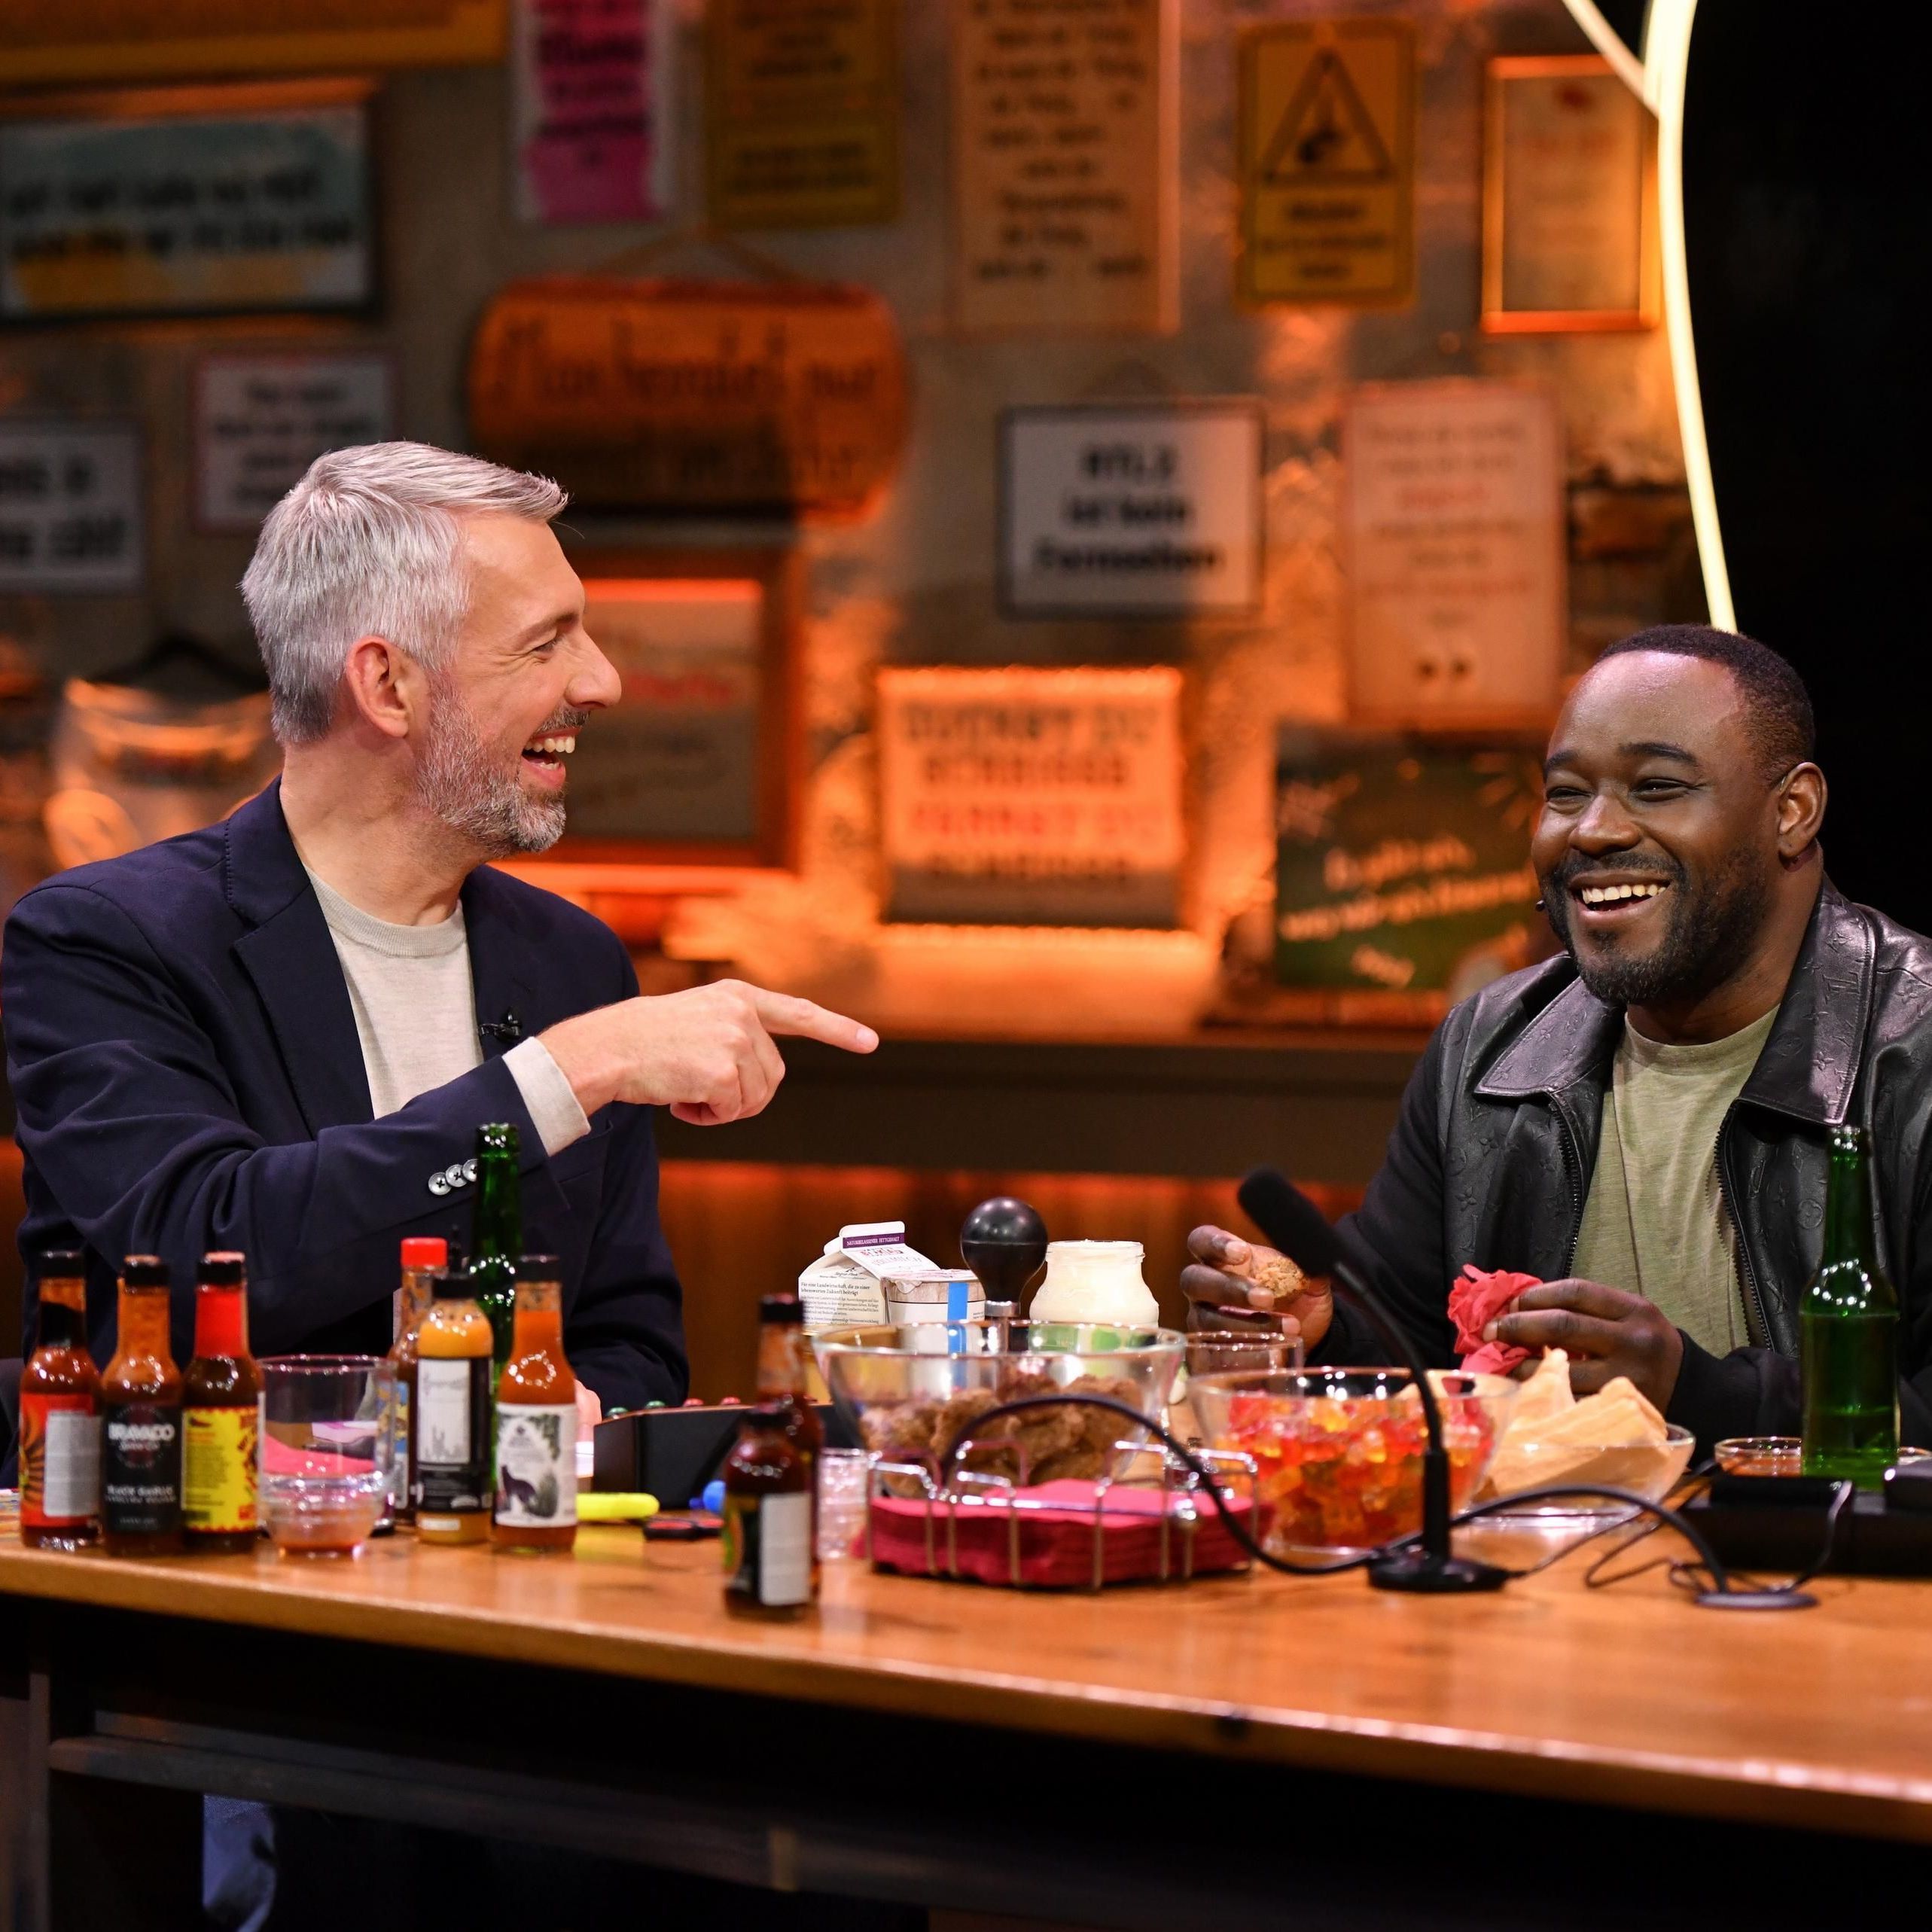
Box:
[1449, 1264, 1542, 1375]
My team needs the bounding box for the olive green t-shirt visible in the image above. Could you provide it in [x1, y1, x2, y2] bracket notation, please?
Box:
[1570, 1007, 1779, 1357]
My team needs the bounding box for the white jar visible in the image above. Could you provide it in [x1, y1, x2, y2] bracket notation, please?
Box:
[1028, 1240, 1159, 1328]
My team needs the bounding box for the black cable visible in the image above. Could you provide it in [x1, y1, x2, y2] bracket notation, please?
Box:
[928, 1391, 1788, 1602]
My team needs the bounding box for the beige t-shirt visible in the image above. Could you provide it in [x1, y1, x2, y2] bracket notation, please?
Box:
[1570, 1007, 1778, 1357]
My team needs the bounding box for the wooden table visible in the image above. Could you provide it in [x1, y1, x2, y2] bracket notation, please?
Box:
[5, 1525, 1932, 1928]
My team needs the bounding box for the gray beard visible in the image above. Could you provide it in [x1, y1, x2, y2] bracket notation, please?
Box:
[416, 682, 567, 858]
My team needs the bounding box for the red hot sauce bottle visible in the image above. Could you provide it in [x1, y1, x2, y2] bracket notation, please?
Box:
[20, 1248, 102, 1550]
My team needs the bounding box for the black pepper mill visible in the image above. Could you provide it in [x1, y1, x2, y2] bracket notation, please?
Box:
[960, 1197, 1048, 1347]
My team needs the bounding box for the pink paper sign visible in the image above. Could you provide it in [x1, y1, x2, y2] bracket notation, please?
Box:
[513, 0, 672, 226]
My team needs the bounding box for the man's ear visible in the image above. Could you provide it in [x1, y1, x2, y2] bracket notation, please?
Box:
[1776, 761, 1827, 861]
[341, 635, 416, 741]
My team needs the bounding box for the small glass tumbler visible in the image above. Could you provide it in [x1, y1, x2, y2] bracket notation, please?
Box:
[1184, 1329, 1306, 1379]
[816, 1448, 871, 1563]
[1713, 1435, 1803, 1478]
[260, 1355, 393, 1557]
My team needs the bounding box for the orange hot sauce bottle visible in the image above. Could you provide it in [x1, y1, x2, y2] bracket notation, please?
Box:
[492, 1256, 577, 1554]
[20, 1248, 101, 1550]
[181, 1253, 263, 1554]
[99, 1257, 184, 1556]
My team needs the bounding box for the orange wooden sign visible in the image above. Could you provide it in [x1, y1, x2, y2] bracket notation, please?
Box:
[468, 276, 909, 518]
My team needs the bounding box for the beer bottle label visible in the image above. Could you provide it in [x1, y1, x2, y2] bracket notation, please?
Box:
[724, 1491, 812, 1607]
[102, 1401, 183, 1537]
[494, 1403, 576, 1527]
[413, 1358, 492, 1513]
[183, 1406, 260, 1534]
[21, 1394, 99, 1527]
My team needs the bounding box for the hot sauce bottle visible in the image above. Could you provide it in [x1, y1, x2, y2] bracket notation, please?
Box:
[492, 1255, 577, 1555]
[413, 1265, 493, 1546]
[100, 1256, 184, 1556]
[20, 1248, 101, 1550]
[181, 1253, 262, 1554]
[387, 1236, 447, 1527]
[721, 1405, 816, 1618]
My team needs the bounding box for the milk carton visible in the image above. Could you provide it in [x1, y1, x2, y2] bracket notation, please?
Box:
[798, 1222, 940, 1331]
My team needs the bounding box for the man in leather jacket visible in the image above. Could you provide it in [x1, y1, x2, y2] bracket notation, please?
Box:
[1184, 626, 1932, 1451]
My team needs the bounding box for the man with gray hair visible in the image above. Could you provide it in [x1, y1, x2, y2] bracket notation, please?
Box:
[4, 440, 877, 1412]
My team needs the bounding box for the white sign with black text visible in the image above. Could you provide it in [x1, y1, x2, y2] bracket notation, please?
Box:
[195, 352, 395, 533]
[999, 402, 1263, 618]
[0, 421, 143, 593]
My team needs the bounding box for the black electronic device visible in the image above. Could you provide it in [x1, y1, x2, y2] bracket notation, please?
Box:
[1683, 1474, 1932, 1577]
[593, 1401, 854, 1506]
[1236, 1167, 1508, 1595]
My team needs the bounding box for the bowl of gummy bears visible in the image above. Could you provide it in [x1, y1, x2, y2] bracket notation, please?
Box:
[1187, 1367, 1517, 1558]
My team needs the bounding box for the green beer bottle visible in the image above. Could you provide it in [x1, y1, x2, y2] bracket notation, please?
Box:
[1800, 1124, 1898, 1488]
[471, 1123, 523, 1376]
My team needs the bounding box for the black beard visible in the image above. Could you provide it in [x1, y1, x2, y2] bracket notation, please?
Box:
[1540, 848, 1774, 1008]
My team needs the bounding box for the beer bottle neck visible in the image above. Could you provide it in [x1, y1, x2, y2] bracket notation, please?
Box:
[1821, 1141, 1878, 1268]
[472, 1157, 522, 1260]
[755, 1323, 807, 1400]
[193, 1285, 249, 1359]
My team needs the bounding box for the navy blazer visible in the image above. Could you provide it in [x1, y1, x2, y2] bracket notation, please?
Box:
[2, 782, 686, 1413]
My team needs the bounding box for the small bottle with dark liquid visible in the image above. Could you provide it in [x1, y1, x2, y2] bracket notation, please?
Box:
[100, 1257, 184, 1556]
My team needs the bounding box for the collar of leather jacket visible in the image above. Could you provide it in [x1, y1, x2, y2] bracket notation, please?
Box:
[1473, 877, 1866, 1129]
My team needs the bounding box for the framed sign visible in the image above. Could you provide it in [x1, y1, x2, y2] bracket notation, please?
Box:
[1483, 55, 1657, 333]
[0, 81, 374, 324]
[1273, 730, 1543, 1001]
[998, 403, 1263, 619]
[0, 1, 503, 86]
[1237, 18, 1415, 306]
[194, 352, 395, 535]
[469, 276, 907, 518]
[512, 0, 674, 226]
[707, 0, 899, 230]
[0, 420, 143, 594]
[951, 0, 1178, 336]
[1342, 380, 1566, 730]
[877, 665, 1186, 928]
[530, 546, 801, 875]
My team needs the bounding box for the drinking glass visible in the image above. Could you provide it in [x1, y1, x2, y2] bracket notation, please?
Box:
[260, 1356, 393, 1557]
[816, 1447, 871, 1562]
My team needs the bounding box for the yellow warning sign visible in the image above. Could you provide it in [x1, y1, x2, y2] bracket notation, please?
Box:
[1238, 19, 1415, 306]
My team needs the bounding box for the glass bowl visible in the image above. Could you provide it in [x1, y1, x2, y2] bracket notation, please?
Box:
[1476, 1424, 1696, 1514]
[1187, 1367, 1517, 1557]
[815, 1321, 1184, 1491]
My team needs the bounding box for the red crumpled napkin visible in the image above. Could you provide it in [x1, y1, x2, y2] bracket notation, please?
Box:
[1449, 1263, 1543, 1376]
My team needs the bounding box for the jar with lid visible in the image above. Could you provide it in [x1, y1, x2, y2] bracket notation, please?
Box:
[1028, 1241, 1159, 1328]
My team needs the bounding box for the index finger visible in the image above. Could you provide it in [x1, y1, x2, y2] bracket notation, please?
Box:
[750, 989, 879, 1053]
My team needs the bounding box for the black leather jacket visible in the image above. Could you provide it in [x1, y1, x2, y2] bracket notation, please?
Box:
[1324, 881, 1932, 1451]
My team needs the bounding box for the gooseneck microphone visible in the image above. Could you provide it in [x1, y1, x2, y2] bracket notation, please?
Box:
[1235, 1167, 1508, 1595]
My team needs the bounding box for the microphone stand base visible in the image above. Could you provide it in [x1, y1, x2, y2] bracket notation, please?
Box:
[1367, 1550, 1510, 1594]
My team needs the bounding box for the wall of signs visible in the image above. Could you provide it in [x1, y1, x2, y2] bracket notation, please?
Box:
[0, 1, 1693, 1025]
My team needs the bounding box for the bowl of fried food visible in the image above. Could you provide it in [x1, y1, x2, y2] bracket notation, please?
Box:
[815, 1321, 1184, 1495]
[1474, 1350, 1696, 1513]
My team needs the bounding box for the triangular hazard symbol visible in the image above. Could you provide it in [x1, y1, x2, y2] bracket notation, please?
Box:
[1257, 48, 1394, 185]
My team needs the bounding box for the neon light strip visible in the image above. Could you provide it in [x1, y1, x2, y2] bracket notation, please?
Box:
[1561, 0, 1734, 630]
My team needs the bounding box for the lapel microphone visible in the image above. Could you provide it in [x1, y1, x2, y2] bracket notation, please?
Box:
[478, 1011, 522, 1045]
[1235, 1167, 1509, 1595]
